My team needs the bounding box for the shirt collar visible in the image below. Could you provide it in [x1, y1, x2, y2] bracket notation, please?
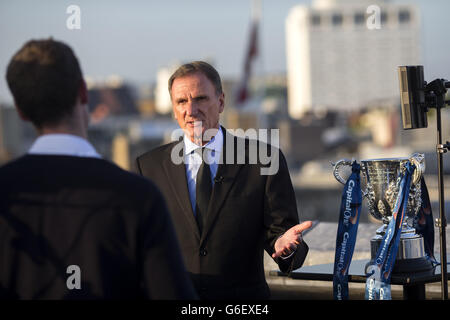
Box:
[28, 134, 101, 158]
[183, 127, 223, 155]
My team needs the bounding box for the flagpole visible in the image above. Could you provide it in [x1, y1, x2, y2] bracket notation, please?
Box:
[235, 0, 262, 109]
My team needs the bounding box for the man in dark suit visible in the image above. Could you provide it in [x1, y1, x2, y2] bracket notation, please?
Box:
[0, 39, 196, 299]
[136, 61, 312, 299]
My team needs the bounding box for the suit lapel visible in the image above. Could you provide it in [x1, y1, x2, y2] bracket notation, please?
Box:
[162, 143, 201, 241]
[201, 127, 244, 245]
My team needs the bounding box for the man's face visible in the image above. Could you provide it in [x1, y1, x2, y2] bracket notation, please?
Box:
[171, 72, 224, 145]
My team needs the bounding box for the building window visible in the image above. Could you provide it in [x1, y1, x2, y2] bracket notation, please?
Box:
[354, 12, 365, 25]
[381, 11, 388, 24]
[398, 10, 410, 23]
[310, 14, 321, 26]
[332, 13, 343, 26]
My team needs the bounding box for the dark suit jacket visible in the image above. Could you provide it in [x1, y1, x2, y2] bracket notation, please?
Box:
[136, 127, 308, 299]
[0, 155, 196, 299]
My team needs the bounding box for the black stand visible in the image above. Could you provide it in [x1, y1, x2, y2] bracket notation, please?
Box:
[403, 283, 426, 300]
[427, 79, 449, 300]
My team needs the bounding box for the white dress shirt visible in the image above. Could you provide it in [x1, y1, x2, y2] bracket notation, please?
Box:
[184, 128, 223, 215]
[28, 134, 101, 158]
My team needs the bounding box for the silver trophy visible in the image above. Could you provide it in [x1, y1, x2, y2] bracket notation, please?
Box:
[333, 153, 433, 273]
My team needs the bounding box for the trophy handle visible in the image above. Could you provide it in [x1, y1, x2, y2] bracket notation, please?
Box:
[332, 159, 353, 185]
[409, 153, 425, 184]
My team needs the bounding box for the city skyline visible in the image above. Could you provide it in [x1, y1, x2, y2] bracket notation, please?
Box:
[0, 0, 449, 106]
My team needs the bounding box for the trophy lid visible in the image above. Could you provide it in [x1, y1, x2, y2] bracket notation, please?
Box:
[361, 156, 409, 162]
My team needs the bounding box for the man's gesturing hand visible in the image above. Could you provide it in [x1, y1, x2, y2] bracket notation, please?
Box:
[272, 221, 313, 259]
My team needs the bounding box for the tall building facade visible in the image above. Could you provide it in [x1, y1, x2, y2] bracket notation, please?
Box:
[286, 0, 421, 119]
[154, 63, 180, 114]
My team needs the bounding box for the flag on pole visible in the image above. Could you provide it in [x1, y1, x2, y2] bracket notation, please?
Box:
[235, 0, 261, 107]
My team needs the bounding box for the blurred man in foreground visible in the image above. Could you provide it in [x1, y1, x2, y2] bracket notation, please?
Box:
[0, 39, 196, 299]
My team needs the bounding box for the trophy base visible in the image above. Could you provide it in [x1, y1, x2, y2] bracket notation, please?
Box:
[365, 256, 434, 276]
[369, 224, 434, 274]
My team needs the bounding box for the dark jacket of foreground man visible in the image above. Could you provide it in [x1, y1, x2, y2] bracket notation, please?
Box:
[0, 155, 197, 299]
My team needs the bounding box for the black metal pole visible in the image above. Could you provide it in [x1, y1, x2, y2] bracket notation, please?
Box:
[436, 99, 448, 300]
